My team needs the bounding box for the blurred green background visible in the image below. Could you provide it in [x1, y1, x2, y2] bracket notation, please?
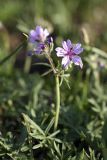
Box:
[0, 0, 107, 74]
[0, 0, 107, 159]
[1, 0, 107, 50]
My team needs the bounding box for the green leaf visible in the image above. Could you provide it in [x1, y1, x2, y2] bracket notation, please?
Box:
[22, 113, 45, 136]
[48, 130, 60, 138]
[33, 143, 44, 150]
[45, 118, 54, 134]
[0, 41, 26, 65]
[41, 68, 53, 77]
[32, 62, 51, 67]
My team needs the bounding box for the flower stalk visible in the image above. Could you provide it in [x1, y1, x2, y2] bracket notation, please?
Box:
[45, 51, 60, 131]
[45, 52, 56, 74]
[54, 74, 60, 131]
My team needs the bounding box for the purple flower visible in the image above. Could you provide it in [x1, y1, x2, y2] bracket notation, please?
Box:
[55, 39, 83, 69]
[34, 43, 46, 54]
[29, 26, 49, 43]
[28, 26, 50, 55]
[27, 43, 46, 55]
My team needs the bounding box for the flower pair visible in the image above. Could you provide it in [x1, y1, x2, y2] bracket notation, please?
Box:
[29, 26, 83, 69]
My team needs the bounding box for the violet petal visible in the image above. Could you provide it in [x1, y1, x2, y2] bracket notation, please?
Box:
[73, 43, 83, 54]
[55, 47, 67, 57]
[72, 55, 83, 68]
[62, 56, 70, 68]
[44, 29, 49, 37]
[62, 41, 68, 51]
[66, 39, 72, 48]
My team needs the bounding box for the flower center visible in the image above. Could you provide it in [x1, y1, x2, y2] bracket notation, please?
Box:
[67, 48, 75, 58]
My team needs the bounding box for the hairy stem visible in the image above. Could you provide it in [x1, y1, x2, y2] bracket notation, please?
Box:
[44, 52, 60, 130]
[45, 52, 56, 74]
[54, 75, 60, 131]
